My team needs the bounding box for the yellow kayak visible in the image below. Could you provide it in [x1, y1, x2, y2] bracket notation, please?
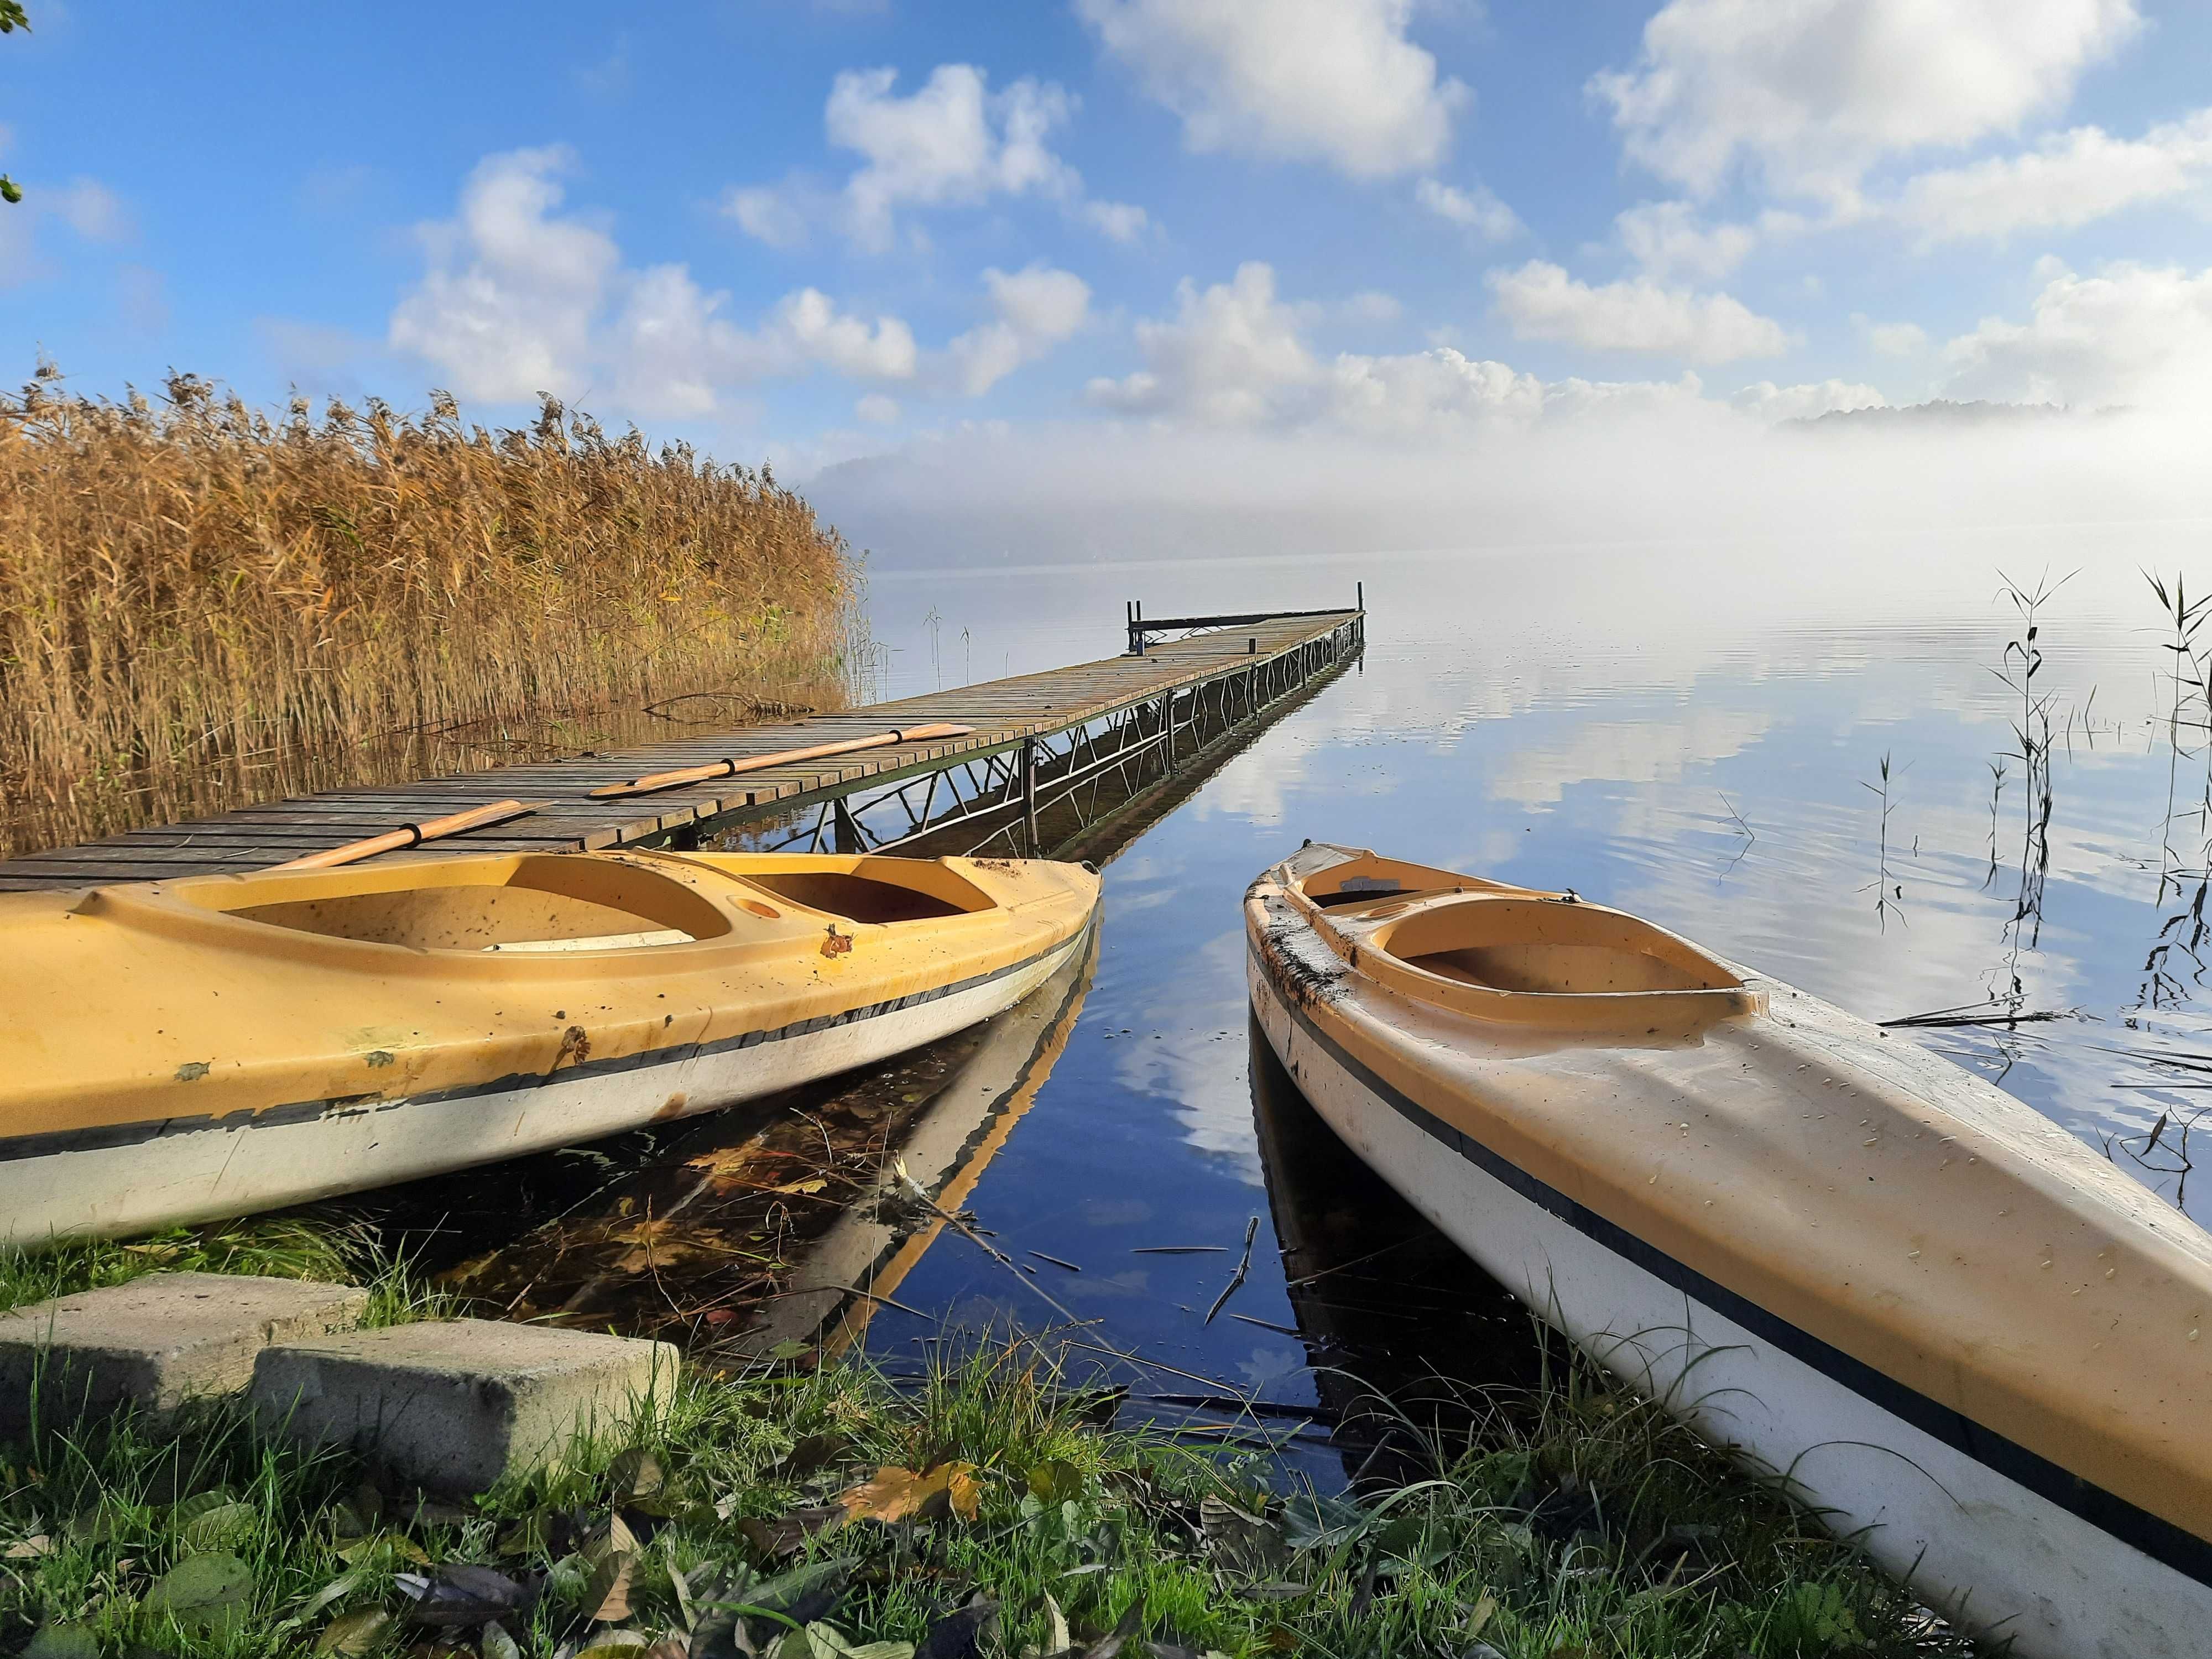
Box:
[0, 850, 1097, 1245]
[1247, 843, 2212, 1659]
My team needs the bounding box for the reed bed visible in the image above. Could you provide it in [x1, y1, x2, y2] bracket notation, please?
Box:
[0, 369, 862, 858]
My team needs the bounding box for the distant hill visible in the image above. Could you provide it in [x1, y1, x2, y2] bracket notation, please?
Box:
[1787, 399, 2075, 430]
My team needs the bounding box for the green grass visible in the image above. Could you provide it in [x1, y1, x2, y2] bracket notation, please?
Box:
[0, 1217, 460, 1329]
[0, 1327, 1991, 1658]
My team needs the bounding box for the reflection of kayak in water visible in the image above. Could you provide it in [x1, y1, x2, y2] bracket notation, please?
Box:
[1248, 843, 2212, 1659]
[445, 915, 1099, 1352]
[0, 849, 1097, 1245]
[1247, 1018, 1543, 1485]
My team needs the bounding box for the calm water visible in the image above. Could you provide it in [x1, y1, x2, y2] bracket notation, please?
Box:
[852, 531, 2212, 1422]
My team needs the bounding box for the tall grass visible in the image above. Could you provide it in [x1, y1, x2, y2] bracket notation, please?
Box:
[0, 369, 863, 858]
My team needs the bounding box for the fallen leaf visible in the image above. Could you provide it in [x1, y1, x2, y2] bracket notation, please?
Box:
[916, 1600, 997, 1659]
[314, 1606, 395, 1655]
[21, 1625, 99, 1659]
[407, 1563, 534, 1627]
[586, 1551, 637, 1623]
[1026, 1461, 1082, 1506]
[1044, 1592, 1070, 1655]
[3, 1533, 52, 1559]
[177, 1498, 257, 1554]
[144, 1550, 254, 1640]
[838, 1463, 980, 1527]
[774, 1177, 828, 1196]
[1465, 1592, 1498, 1639]
[739, 1505, 848, 1557]
[483, 1622, 524, 1659]
[778, 1432, 851, 1479]
[609, 1446, 668, 1503]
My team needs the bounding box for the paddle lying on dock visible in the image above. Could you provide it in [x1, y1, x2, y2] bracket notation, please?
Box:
[270, 799, 548, 870]
[587, 722, 976, 800]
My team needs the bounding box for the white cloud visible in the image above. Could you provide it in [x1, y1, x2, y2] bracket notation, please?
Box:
[1088, 262, 1314, 424]
[1854, 315, 1927, 356]
[1892, 110, 2212, 246]
[1591, 0, 2142, 201]
[1729, 378, 1888, 422]
[857, 393, 901, 425]
[1081, 199, 1151, 242]
[393, 147, 1092, 417]
[730, 64, 1144, 250]
[1083, 260, 1719, 435]
[1488, 260, 1793, 362]
[830, 64, 1079, 248]
[1615, 200, 1759, 280]
[941, 264, 1092, 395]
[54, 179, 131, 242]
[723, 185, 810, 251]
[1340, 290, 1402, 325]
[1416, 179, 1521, 242]
[389, 147, 620, 403]
[1942, 261, 2212, 411]
[1077, 0, 1466, 179]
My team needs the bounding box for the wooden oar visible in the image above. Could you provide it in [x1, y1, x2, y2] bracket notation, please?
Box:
[271, 799, 549, 871]
[587, 722, 976, 801]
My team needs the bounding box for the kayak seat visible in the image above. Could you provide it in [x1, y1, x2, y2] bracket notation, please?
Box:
[737, 870, 972, 924]
[201, 854, 733, 952]
[1381, 898, 1738, 995]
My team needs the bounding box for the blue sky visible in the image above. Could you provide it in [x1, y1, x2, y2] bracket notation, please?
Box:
[6, 1, 2212, 544]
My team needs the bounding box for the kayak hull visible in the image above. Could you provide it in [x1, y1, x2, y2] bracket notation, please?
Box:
[0, 851, 1099, 1245]
[1246, 845, 2212, 1658]
[3, 926, 1086, 1244]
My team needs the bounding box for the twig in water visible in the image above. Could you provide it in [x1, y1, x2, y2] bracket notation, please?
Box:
[1203, 1216, 1261, 1324]
[1228, 1312, 1302, 1337]
[890, 1160, 1078, 1324]
[1131, 1245, 1228, 1255]
[1027, 1250, 1083, 1274]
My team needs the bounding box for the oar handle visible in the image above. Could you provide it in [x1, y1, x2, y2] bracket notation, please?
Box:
[271, 799, 547, 871]
[587, 722, 975, 800]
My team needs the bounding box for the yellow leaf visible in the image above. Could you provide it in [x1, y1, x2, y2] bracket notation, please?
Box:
[838, 1462, 982, 1526]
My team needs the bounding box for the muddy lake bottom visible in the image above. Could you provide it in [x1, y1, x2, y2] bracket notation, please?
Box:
[318, 536, 2212, 1488]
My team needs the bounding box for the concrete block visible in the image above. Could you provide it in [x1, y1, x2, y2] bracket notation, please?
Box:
[0, 1271, 371, 1439]
[251, 1318, 679, 1493]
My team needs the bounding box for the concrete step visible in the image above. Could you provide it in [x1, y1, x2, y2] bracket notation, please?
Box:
[251, 1318, 679, 1493]
[0, 1272, 371, 1439]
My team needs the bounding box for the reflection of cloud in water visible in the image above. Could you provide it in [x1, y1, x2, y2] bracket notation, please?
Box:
[1111, 930, 1267, 1185]
[1488, 706, 1775, 808]
[1237, 1343, 1306, 1397]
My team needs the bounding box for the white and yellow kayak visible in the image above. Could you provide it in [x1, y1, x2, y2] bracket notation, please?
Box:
[0, 850, 1097, 1245]
[1247, 843, 2212, 1659]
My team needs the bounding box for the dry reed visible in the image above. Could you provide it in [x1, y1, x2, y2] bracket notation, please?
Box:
[0, 369, 862, 858]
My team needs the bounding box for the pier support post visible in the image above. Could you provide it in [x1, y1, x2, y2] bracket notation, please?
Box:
[1020, 737, 1039, 852]
[832, 797, 862, 854]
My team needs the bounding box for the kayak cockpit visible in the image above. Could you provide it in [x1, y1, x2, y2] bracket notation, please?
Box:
[183, 854, 735, 953]
[1275, 844, 1761, 1036]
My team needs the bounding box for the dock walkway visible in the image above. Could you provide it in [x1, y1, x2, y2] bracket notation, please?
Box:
[0, 604, 1364, 891]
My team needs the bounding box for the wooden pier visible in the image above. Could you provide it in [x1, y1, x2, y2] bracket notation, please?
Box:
[0, 602, 1365, 891]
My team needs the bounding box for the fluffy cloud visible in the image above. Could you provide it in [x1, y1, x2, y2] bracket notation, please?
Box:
[1591, 0, 2141, 201]
[1615, 201, 1761, 280]
[1488, 260, 1792, 362]
[1078, 0, 1465, 179]
[830, 65, 1077, 247]
[389, 147, 621, 403]
[943, 264, 1093, 395]
[1416, 179, 1521, 242]
[1729, 378, 1888, 421]
[1892, 110, 2212, 246]
[729, 64, 1146, 250]
[1855, 316, 1926, 356]
[392, 148, 1078, 416]
[1942, 261, 2212, 411]
[1084, 260, 1722, 434]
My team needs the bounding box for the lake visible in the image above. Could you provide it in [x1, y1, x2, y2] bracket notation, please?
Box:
[848, 530, 2212, 1441]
